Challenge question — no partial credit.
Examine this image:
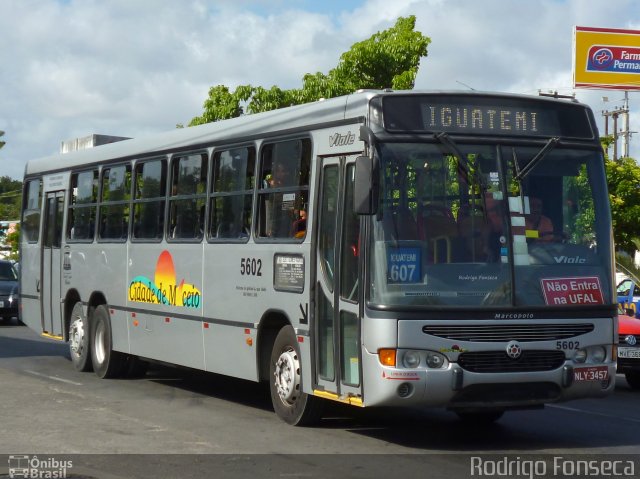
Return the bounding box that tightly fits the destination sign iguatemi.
[421,105,539,134]
[381,95,594,139]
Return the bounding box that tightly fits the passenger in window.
[291,209,307,238]
[265,159,294,237]
[268,161,290,188]
[526,197,554,241]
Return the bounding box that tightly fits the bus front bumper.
[360,350,616,410]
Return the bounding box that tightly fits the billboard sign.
[574,26,640,90]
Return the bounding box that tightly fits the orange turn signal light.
[378,348,397,367]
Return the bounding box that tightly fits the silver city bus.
[20,90,616,425]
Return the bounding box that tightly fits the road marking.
[548,403,640,423]
[24,369,82,386]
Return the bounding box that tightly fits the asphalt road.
[0,321,639,478]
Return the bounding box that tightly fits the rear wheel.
[90,305,125,379]
[69,302,92,372]
[625,371,640,390]
[269,325,324,426]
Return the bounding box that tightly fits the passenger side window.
[209,146,255,241]
[22,178,42,243]
[99,164,131,241]
[68,170,98,241]
[257,139,310,239]
[168,153,207,241]
[132,159,166,241]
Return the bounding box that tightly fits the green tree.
[0,130,5,150]
[606,154,640,253]
[0,176,22,221]
[599,135,640,252]
[189,16,430,125]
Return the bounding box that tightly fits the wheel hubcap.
[69,318,84,356]
[94,322,106,365]
[274,347,301,405]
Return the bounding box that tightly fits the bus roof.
[24,91,375,177]
[24,89,590,177]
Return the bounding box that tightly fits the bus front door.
[41,191,65,337]
[314,156,362,402]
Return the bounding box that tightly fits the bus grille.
[458,350,565,373]
[422,324,594,342]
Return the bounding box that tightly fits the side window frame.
[256,138,311,242]
[209,145,256,243]
[131,158,167,242]
[167,152,208,243]
[97,163,132,242]
[21,178,43,244]
[67,169,98,242]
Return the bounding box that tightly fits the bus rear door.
[41,190,65,337]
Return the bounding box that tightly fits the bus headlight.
[589,346,606,363]
[576,346,607,363]
[426,352,447,369]
[403,351,421,368]
[574,349,587,363]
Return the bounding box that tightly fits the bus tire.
[90,304,125,379]
[269,325,324,426]
[625,371,640,390]
[69,302,92,372]
[455,409,504,424]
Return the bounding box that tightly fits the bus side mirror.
[354,155,378,215]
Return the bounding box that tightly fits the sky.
[1,0,640,180]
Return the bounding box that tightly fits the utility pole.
[602,102,627,161]
[622,91,631,158]
[602,92,635,160]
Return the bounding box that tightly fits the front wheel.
[625,371,640,390]
[90,305,125,379]
[269,325,324,426]
[69,302,92,372]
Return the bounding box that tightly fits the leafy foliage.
[0,176,22,220]
[189,16,430,125]
[605,155,640,253]
[616,251,640,283]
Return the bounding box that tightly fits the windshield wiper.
[434,132,472,179]
[514,137,559,182]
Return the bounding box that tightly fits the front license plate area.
[573,365,609,382]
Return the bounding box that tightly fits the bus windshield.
[369,141,613,309]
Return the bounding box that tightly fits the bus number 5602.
[241,258,262,276]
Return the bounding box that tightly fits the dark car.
[0,260,19,323]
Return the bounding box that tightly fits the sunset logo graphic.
[128,250,202,308]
